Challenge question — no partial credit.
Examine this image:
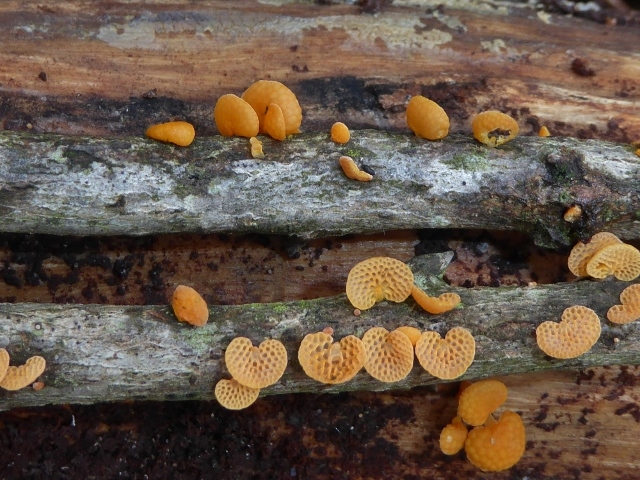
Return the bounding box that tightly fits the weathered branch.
[0,253,637,411]
[0,131,639,247]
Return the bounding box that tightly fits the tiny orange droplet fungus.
[538,125,551,137]
[406,95,450,141]
[145,121,195,147]
[214,94,260,138]
[171,285,209,327]
[440,416,468,455]
[471,111,519,147]
[331,122,351,143]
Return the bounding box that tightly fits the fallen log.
[1,252,637,411]
[1,131,639,247]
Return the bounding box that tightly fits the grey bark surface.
[0,253,637,411]
[1,131,639,247]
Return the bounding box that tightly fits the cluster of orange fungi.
[0,348,46,392]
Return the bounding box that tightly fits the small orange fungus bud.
[214,94,259,138]
[608,284,640,324]
[0,356,46,391]
[362,327,414,383]
[538,125,551,137]
[346,257,414,310]
[440,416,468,455]
[536,305,601,359]
[298,331,365,384]
[249,137,264,158]
[563,204,582,223]
[145,121,195,147]
[396,326,421,346]
[458,379,508,426]
[568,232,622,277]
[635,148,640,157]
[264,103,287,141]
[241,80,302,135]
[32,381,45,391]
[225,337,288,389]
[331,122,351,143]
[339,155,373,182]
[411,285,460,314]
[585,243,640,281]
[214,378,260,410]
[406,95,449,140]
[171,285,209,327]
[471,111,519,147]
[464,411,526,472]
[415,327,475,380]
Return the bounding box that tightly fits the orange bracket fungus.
[457,379,508,426]
[298,331,365,384]
[331,122,350,144]
[214,378,260,410]
[345,257,414,310]
[440,416,468,455]
[339,155,373,182]
[362,327,414,382]
[145,121,195,147]
[568,232,622,277]
[396,326,421,346]
[585,243,640,281]
[241,80,302,136]
[225,337,288,389]
[411,285,460,314]
[406,95,450,141]
[264,103,287,141]
[0,348,9,382]
[249,136,265,158]
[607,283,640,324]
[171,285,209,327]
[536,305,601,359]
[414,327,476,380]
[471,110,519,147]
[213,94,260,138]
[464,411,526,472]
[0,356,46,391]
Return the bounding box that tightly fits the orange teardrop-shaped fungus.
[406,95,450,141]
[471,111,519,147]
[331,122,351,143]
[214,94,260,138]
[264,103,287,141]
[145,121,195,147]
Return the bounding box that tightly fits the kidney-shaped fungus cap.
[567,232,622,277]
[0,356,46,391]
[214,378,260,410]
[471,111,519,147]
[411,285,460,314]
[298,331,365,384]
[241,80,302,135]
[346,257,414,310]
[331,122,351,144]
[396,326,421,346]
[415,327,476,380]
[440,416,468,455]
[225,337,288,388]
[608,283,640,324]
[145,121,195,147]
[171,285,209,327]
[0,348,9,383]
[457,379,508,426]
[536,305,601,359]
[362,327,414,382]
[585,243,640,281]
[406,95,450,141]
[264,103,287,141]
[464,410,526,472]
[214,94,260,138]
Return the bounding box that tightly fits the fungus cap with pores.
[440,416,468,455]
[471,111,519,147]
[214,94,260,138]
[414,327,476,380]
[411,285,460,314]
[298,331,365,384]
[225,337,288,389]
[536,305,601,359]
[567,232,623,277]
[585,243,640,281]
[362,327,414,383]
[0,356,46,391]
[406,95,450,141]
[608,283,640,324]
[145,121,195,147]
[241,80,302,135]
[214,378,260,410]
[345,257,414,310]
[457,379,508,426]
[171,285,209,327]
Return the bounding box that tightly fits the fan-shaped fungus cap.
[331,122,350,143]
[241,80,302,135]
[457,380,508,426]
[415,327,476,380]
[214,378,260,410]
[411,285,460,314]
[440,416,468,455]
[536,305,601,359]
[213,94,260,138]
[145,121,195,147]
[298,331,365,384]
[406,95,450,141]
[396,326,421,346]
[586,243,640,281]
[464,411,526,472]
[225,337,288,388]
[0,356,46,391]
[264,103,286,141]
[471,111,519,147]
[607,284,640,324]
[346,257,414,310]
[0,348,9,383]
[171,285,209,327]
[362,327,414,382]
[568,232,622,277]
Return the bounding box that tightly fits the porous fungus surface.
[607,283,640,324]
[331,122,350,144]
[145,121,195,147]
[213,94,259,138]
[298,331,365,384]
[225,337,288,389]
[264,103,286,141]
[171,285,209,327]
[214,378,260,410]
[457,379,508,427]
[362,327,414,383]
[585,243,640,281]
[405,95,450,141]
[241,80,302,135]
[439,416,468,455]
[536,305,601,359]
[411,285,460,314]
[0,356,46,391]
[396,326,421,346]
[464,411,526,472]
[339,155,373,182]
[414,327,476,380]
[0,348,9,383]
[345,257,414,310]
[471,110,519,147]
[567,232,622,277]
